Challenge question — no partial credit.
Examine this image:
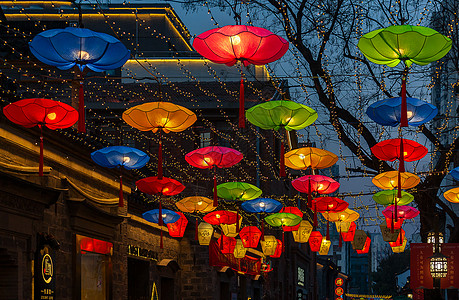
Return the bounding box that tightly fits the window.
[297,267,305,287]
[200,132,211,148]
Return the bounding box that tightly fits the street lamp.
[430,252,448,289]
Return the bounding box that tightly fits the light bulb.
[46,112,57,120]
[77,50,90,60]
[197,201,203,206]
[216,214,220,218]
[299,154,305,159]
[123,156,131,163]
[406,110,413,119]
[230,35,241,45]
[259,202,265,207]
[162,214,167,218]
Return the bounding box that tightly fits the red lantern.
[341,222,357,242]
[204,210,239,226]
[270,239,283,258]
[3,98,78,176]
[167,212,188,238]
[355,237,371,254]
[385,217,404,230]
[217,234,237,254]
[389,228,406,247]
[239,226,261,248]
[371,138,428,172]
[309,231,323,252]
[280,207,303,232]
[193,25,289,128]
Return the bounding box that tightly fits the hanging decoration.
[203,210,239,226]
[308,231,323,252]
[279,207,303,232]
[261,235,278,256]
[241,198,283,213]
[193,25,289,127]
[284,147,338,170]
[175,196,216,240]
[312,197,349,239]
[217,234,237,254]
[264,212,302,251]
[373,190,414,206]
[322,208,359,247]
[143,209,180,249]
[91,146,149,207]
[379,221,401,242]
[389,228,406,247]
[372,171,420,190]
[3,98,78,176]
[292,220,313,243]
[443,187,459,203]
[382,205,420,221]
[220,217,242,237]
[123,102,197,179]
[233,239,247,258]
[352,230,368,251]
[341,222,357,242]
[239,226,262,248]
[292,175,340,209]
[319,239,331,255]
[217,182,262,201]
[246,100,318,176]
[197,222,214,245]
[371,138,428,164]
[29,27,130,132]
[355,237,371,254]
[391,238,408,253]
[185,146,243,206]
[167,212,188,238]
[270,239,283,258]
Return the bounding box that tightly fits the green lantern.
[358,25,452,68]
[372,190,414,206]
[216,182,262,201]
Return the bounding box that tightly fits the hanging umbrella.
[450,167,459,181]
[136,176,185,249]
[372,171,420,190]
[185,146,243,206]
[175,196,216,241]
[29,27,130,132]
[373,190,414,206]
[379,221,401,242]
[371,138,428,172]
[284,147,338,170]
[366,97,438,127]
[444,187,459,203]
[143,208,180,248]
[203,210,239,226]
[322,208,359,247]
[193,25,289,127]
[382,205,419,231]
[292,175,340,208]
[166,212,188,238]
[241,198,283,213]
[264,212,302,251]
[389,228,406,247]
[123,102,197,180]
[3,98,78,176]
[279,207,303,232]
[217,182,262,201]
[312,197,348,240]
[246,100,318,176]
[91,146,149,207]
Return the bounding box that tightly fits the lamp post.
[429,212,448,290]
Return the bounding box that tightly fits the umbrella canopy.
[372,171,420,190]
[203,210,239,225]
[292,175,340,194]
[136,177,185,196]
[373,190,414,206]
[241,198,283,213]
[358,25,451,68]
[322,208,359,223]
[216,182,262,201]
[264,213,302,227]
[185,146,243,169]
[371,138,428,162]
[245,100,317,131]
[366,97,438,127]
[279,207,303,231]
[3,98,78,176]
[382,205,419,220]
[175,196,216,213]
[444,187,459,203]
[285,147,338,170]
[450,167,459,181]
[312,197,349,213]
[143,209,180,224]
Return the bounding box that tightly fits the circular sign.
[335,287,344,296]
[41,253,53,284]
[335,277,343,286]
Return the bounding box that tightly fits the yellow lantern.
[372,171,420,190]
[233,239,247,258]
[351,230,368,250]
[292,220,313,243]
[336,221,351,233]
[391,237,408,253]
[284,147,338,170]
[443,187,459,203]
[261,235,278,256]
[319,239,331,255]
[198,222,214,245]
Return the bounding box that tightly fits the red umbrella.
[312,197,349,240]
[185,146,243,206]
[371,138,428,172]
[193,25,289,127]
[3,98,78,176]
[279,207,303,232]
[292,175,340,209]
[203,210,239,226]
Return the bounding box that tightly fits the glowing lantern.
[312,197,349,239]
[143,209,180,249]
[292,221,313,243]
[322,208,359,247]
[379,221,401,242]
[175,196,216,241]
[217,182,262,201]
[443,187,459,203]
[220,216,242,237]
[392,238,408,253]
[193,25,289,127]
[239,226,262,248]
[198,222,214,245]
[389,229,406,247]
[341,222,356,242]
[3,98,78,176]
[217,235,237,254]
[233,239,247,258]
[285,147,338,170]
[373,190,414,206]
[280,207,303,232]
[185,146,243,206]
[123,102,197,179]
[270,239,283,258]
[167,212,188,238]
[246,100,318,176]
[91,146,149,207]
[366,97,438,127]
[265,212,302,250]
[261,235,278,256]
[292,175,340,208]
[309,231,323,252]
[372,171,420,190]
[355,237,371,254]
[203,210,239,226]
[352,230,368,250]
[319,239,331,255]
[382,205,419,222]
[29,27,130,132]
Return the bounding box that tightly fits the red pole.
[239,76,245,128]
[39,125,44,177]
[400,77,408,127]
[195,218,199,241]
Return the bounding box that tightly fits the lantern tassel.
[39,125,44,177]
[280,140,286,177]
[78,80,86,133]
[213,168,218,207]
[313,202,317,228]
[157,139,163,180]
[326,220,330,241]
[239,76,245,128]
[400,77,408,127]
[195,218,198,241]
[399,137,405,172]
[119,173,124,207]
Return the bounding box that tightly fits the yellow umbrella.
[176,196,216,241]
[372,171,420,190]
[284,147,338,170]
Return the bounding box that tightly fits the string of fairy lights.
[0,0,458,235]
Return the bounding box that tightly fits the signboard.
[35,245,55,300]
[411,243,459,290]
[335,287,344,296]
[335,277,344,287]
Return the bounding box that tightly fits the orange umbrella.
[284,147,338,170]
[176,196,216,241]
[372,171,420,190]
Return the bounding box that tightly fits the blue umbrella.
[241,198,283,213]
[450,167,459,181]
[91,146,149,207]
[29,27,130,133]
[366,97,437,127]
[143,209,181,249]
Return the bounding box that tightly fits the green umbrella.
[358,25,452,68]
[373,190,414,206]
[216,182,262,201]
[264,212,302,252]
